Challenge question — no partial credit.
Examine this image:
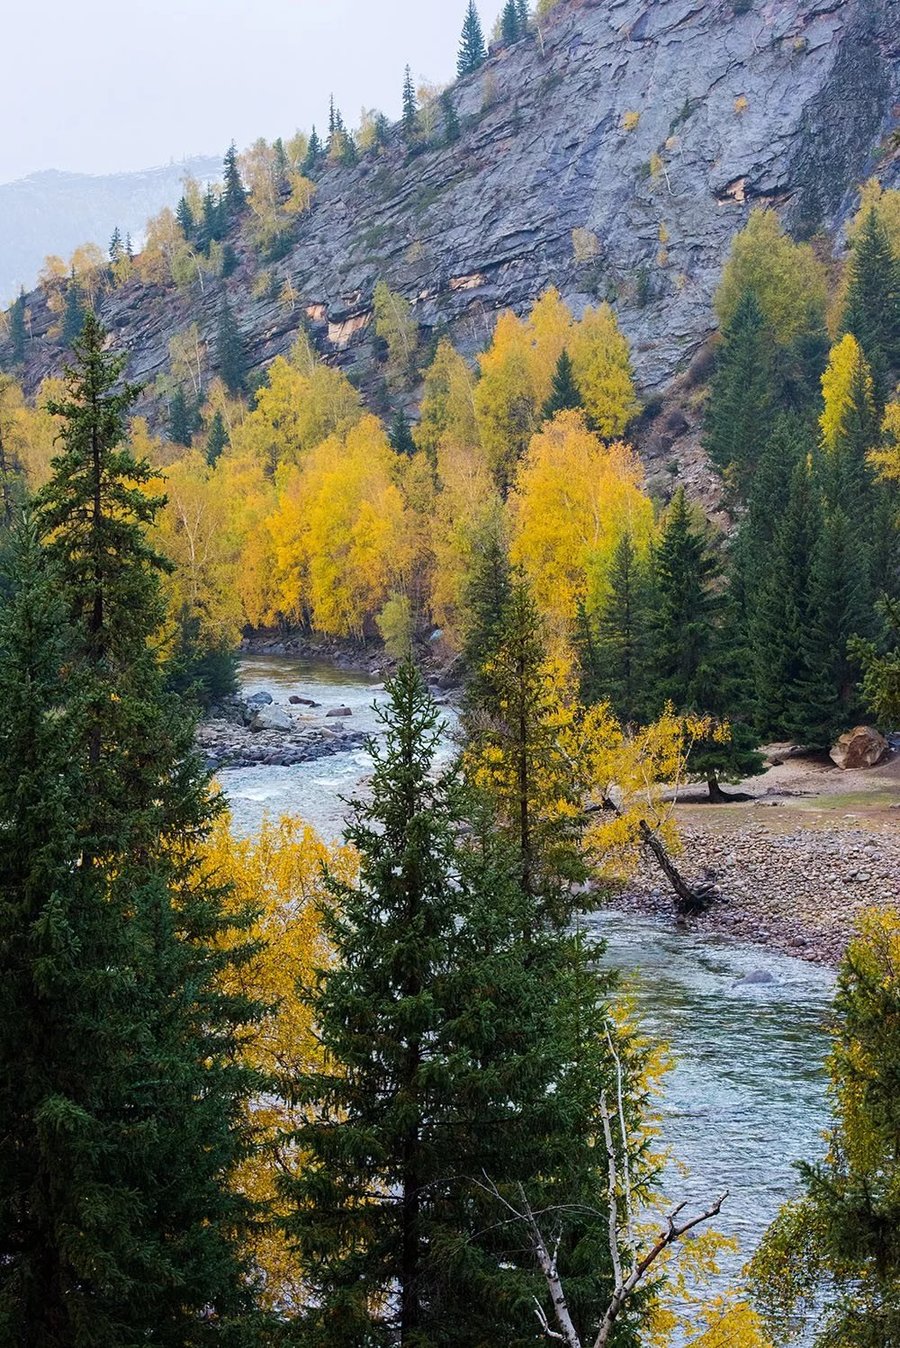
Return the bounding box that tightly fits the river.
[221,656,834,1296]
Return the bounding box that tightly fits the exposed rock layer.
[4,0,899,433]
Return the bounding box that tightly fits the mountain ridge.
[2,0,898,472]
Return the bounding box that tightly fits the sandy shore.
[613,748,900,967]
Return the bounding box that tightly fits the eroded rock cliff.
[4,0,899,464]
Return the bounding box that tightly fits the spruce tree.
[175,194,194,239]
[842,207,900,404]
[705,288,773,489]
[222,140,247,216]
[541,349,583,422]
[462,530,512,709]
[8,290,26,365]
[648,487,719,713]
[389,407,417,456]
[751,456,822,738]
[0,320,264,1341]
[108,225,123,264]
[441,89,461,144]
[217,297,247,396]
[61,274,85,347]
[590,532,651,724]
[501,0,521,42]
[788,505,869,748]
[302,125,322,175]
[206,407,229,465]
[402,64,418,142]
[457,0,487,76]
[516,0,530,28]
[285,661,641,1346]
[168,385,194,446]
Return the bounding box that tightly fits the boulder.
[829,726,889,771]
[737,970,776,986]
[250,705,293,733]
[289,695,320,707]
[245,690,274,706]
[326,706,353,718]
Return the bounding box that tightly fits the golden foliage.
[231,350,362,472]
[622,110,641,131]
[820,333,875,454]
[849,179,900,259]
[205,814,356,1312]
[871,397,900,484]
[568,302,639,437]
[715,209,828,348]
[267,416,414,636]
[509,410,654,628]
[415,338,480,458]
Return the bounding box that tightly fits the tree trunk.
[637,820,709,915]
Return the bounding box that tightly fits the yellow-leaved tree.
[568,302,640,437]
[204,814,356,1312]
[715,208,828,349]
[509,410,655,630]
[267,415,414,635]
[414,338,481,459]
[819,332,877,454]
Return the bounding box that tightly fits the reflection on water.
[221,657,834,1300]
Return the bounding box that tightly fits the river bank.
[615,751,900,967]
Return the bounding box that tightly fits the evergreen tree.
[736,412,812,593]
[648,487,719,713]
[751,456,823,738]
[389,407,417,456]
[60,274,85,347]
[462,530,512,709]
[206,407,229,466]
[501,0,522,42]
[175,194,195,239]
[584,533,651,724]
[302,125,322,175]
[285,661,642,1346]
[541,349,583,421]
[457,0,487,76]
[108,225,123,264]
[222,140,247,216]
[8,290,26,365]
[441,89,461,144]
[124,232,134,259]
[705,288,774,489]
[168,385,194,446]
[842,207,900,403]
[272,136,289,189]
[0,321,264,1341]
[788,505,869,749]
[217,297,247,396]
[516,0,530,27]
[402,64,418,142]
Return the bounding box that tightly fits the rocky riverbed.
[198,690,369,770]
[615,805,900,968]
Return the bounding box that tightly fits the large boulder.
[829,725,889,770]
[251,704,293,733]
[245,690,274,706]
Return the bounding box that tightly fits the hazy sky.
[0,0,508,184]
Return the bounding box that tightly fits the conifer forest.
[0,1,899,1344]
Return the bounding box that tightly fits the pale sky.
[0,0,508,184]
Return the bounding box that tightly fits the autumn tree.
[509,410,654,632]
[751,910,900,1347]
[458,0,487,75]
[568,303,639,438]
[373,280,419,386]
[0,319,265,1340]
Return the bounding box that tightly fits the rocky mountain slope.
[0,157,221,304]
[3,0,899,493]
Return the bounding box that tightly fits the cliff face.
[4,0,899,424]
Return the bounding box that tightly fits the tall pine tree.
[842,206,900,404]
[222,140,247,216]
[402,64,418,142]
[541,349,583,422]
[705,288,774,490]
[0,319,265,1341]
[457,0,487,76]
[217,297,247,395]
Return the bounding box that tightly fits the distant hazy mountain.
[0,157,221,302]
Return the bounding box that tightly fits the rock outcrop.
[4,0,899,431]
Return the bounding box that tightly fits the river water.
[221,656,835,1292]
